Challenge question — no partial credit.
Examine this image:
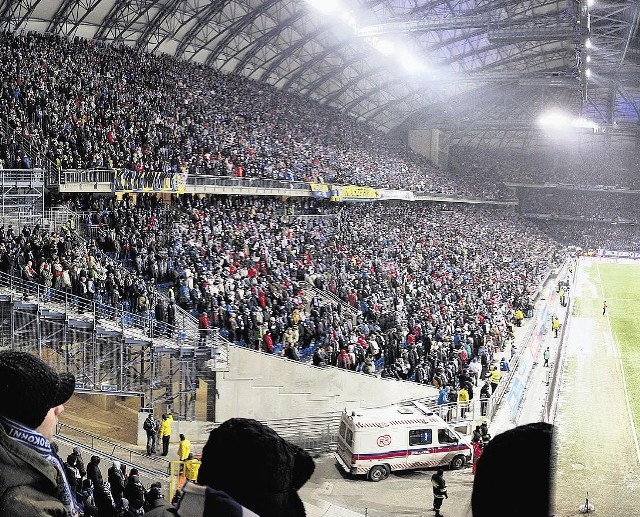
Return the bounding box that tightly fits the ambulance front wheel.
[450,455,466,470]
[368,465,389,482]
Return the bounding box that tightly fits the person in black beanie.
[0,350,78,517]
[175,417,315,517]
[471,422,555,517]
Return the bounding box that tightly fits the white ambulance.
[335,401,471,481]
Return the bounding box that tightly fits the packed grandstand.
[0,23,638,517]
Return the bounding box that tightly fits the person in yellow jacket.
[159,413,173,456]
[183,453,201,483]
[177,433,191,461]
[514,308,524,327]
[490,366,501,393]
[457,386,470,419]
[551,316,560,338]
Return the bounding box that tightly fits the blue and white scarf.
[0,415,80,517]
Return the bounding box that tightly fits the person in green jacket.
[0,350,78,517]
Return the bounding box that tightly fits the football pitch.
[553,260,640,516]
[598,262,640,441]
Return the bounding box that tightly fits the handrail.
[0,270,199,346]
[298,280,360,322]
[56,421,171,470]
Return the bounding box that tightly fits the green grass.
[598,263,640,438]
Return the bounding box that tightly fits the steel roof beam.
[204,0,281,67]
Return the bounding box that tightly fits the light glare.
[399,53,425,73]
[585,38,592,48]
[307,0,339,14]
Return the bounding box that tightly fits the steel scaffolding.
[0,272,229,420]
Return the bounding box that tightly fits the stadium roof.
[6,0,640,148]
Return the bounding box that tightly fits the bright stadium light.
[371,38,396,56]
[586,54,591,63]
[573,117,599,131]
[307,0,339,14]
[587,0,594,7]
[585,68,592,78]
[585,38,592,49]
[399,52,425,73]
[538,110,571,129]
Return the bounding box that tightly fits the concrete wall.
[136,347,437,445]
[408,129,438,166]
[215,346,436,422]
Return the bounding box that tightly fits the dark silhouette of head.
[472,422,554,517]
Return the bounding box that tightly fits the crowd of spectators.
[450,143,640,189]
[532,220,640,252]
[66,193,563,392]
[60,448,173,516]
[0,30,510,198]
[518,187,640,222]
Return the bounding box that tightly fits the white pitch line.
[596,261,640,466]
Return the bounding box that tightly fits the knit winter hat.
[198,418,315,517]
[0,350,75,428]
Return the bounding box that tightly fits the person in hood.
[108,460,126,503]
[175,418,315,517]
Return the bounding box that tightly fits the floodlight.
[399,53,425,73]
[307,0,339,14]
[586,55,591,63]
[585,38,592,49]
[538,110,571,129]
[374,39,396,56]
[585,68,591,78]
[587,0,594,7]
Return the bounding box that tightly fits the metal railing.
[298,280,360,324]
[56,421,170,471]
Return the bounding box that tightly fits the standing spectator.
[178,434,192,461]
[603,300,607,316]
[458,385,470,419]
[123,470,146,514]
[69,447,87,481]
[514,308,524,327]
[472,423,553,517]
[190,418,314,517]
[499,357,510,372]
[468,357,481,386]
[543,347,550,367]
[431,468,448,517]
[159,413,173,457]
[312,346,327,367]
[143,412,158,455]
[87,456,104,490]
[63,454,83,504]
[552,316,560,338]
[489,366,501,393]
[336,348,352,370]
[108,460,126,504]
[144,483,172,516]
[480,380,491,416]
[472,440,484,475]
[198,311,210,346]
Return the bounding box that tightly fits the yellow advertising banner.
[338,185,380,200]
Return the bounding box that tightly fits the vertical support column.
[148,348,155,412]
[36,306,42,358]
[119,338,125,394]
